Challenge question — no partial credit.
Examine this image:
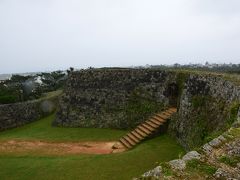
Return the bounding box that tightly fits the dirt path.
[0,140,123,155]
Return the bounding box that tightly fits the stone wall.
[0,94,59,131]
[54,68,178,129]
[54,68,240,149]
[168,74,240,149]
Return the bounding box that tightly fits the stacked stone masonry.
[54,68,240,149]
[54,69,178,129]
[0,95,59,131]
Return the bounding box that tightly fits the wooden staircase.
[112,107,177,152]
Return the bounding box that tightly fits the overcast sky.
[0,0,240,73]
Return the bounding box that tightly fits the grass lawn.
[0,114,127,142]
[0,114,185,180]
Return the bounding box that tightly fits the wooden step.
[162,110,171,115]
[114,107,177,150]
[123,136,136,146]
[167,108,176,113]
[135,128,148,137]
[145,120,159,128]
[137,126,152,135]
[169,108,177,112]
[152,116,166,123]
[119,138,132,149]
[131,131,144,140]
[149,118,163,126]
[163,111,172,116]
[142,123,155,131]
[127,133,140,143]
[155,114,168,120]
[166,109,175,114]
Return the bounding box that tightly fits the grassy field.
[0,114,185,180]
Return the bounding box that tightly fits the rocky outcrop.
[0,93,60,131]
[54,69,178,129]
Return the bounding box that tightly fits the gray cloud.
[0,0,240,73]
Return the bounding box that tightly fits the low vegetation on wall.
[168,73,240,150]
[0,90,61,131]
[104,87,164,129]
[54,68,239,150]
[54,69,178,129]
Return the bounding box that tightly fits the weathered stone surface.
[54,69,178,129]
[54,68,240,149]
[168,74,240,150]
[226,139,240,156]
[0,95,59,131]
[218,135,227,142]
[169,159,186,171]
[141,166,162,179]
[203,143,213,154]
[209,137,223,148]
[237,163,240,169]
[182,151,201,161]
[214,168,232,179]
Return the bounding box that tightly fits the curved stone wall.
[168,74,240,149]
[0,94,59,131]
[54,68,240,149]
[54,68,178,129]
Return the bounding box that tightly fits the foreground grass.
[0,114,184,180]
[0,114,127,142]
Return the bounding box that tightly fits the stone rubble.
[182,151,201,161]
[209,136,224,148]
[137,126,240,180]
[203,143,213,154]
[169,159,186,171]
[142,166,162,178]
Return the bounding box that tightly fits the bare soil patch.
[0,140,124,155]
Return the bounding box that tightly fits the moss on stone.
[218,155,240,167]
[176,72,188,107]
[125,87,164,128]
[160,162,174,176]
[192,95,208,108]
[203,130,224,144]
[227,102,240,126]
[228,127,240,137]
[182,94,238,149]
[186,159,217,176]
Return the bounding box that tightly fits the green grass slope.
[0,114,184,180]
[0,114,126,142]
